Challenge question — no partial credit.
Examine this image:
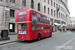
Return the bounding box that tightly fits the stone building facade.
[0,0,70,34]
[70,17,75,28]
[42,0,70,31]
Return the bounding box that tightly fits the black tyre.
[49,32,52,37]
[37,34,41,41]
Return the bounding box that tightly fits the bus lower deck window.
[41,26,44,29]
[45,26,47,29]
[19,23,27,29]
[47,27,50,29]
[37,25,41,29]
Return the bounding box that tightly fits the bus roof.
[18,8,50,18]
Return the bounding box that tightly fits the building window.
[10,0,15,3]
[10,9,15,17]
[61,6,62,11]
[54,10,55,16]
[0,0,2,1]
[57,12,58,18]
[56,4,58,8]
[48,8,49,14]
[44,6,46,13]
[51,9,53,16]
[31,0,34,9]
[22,0,26,6]
[59,13,60,18]
[59,5,60,9]
[38,3,40,11]
[51,0,52,6]
[61,13,62,18]
[62,14,63,19]
[44,0,46,2]
[57,13,58,18]
[54,2,55,7]
[48,0,49,4]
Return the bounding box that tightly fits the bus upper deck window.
[44,16,46,19]
[37,13,40,17]
[32,11,36,16]
[41,15,43,18]
[47,17,48,20]
[18,11,27,15]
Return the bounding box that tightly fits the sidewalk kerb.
[0,40,17,45]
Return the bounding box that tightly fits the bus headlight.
[21,36,24,38]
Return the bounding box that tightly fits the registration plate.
[19,31,26,34]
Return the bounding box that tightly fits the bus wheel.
[37,33,41,41]
[49,32,52,37]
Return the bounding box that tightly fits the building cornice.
[0,3,22,10]
[61,0,70,14]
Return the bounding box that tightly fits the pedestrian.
[59,27,62,32]
[63,28,65,32]
[63,26,65,32]
[60,29,61,32]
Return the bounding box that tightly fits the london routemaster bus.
[15,8,52,41]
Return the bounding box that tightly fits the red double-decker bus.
[15,8,52,41]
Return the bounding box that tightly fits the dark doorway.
[9,23,15,32]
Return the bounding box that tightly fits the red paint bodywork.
[15,8,52,41]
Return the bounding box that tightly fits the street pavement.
[0,31,75,50]
[0,35,17,45]
[0,31,61,45]
[56,31,75,50]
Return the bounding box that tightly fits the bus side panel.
[27,23,32,40]
[31,30,47,40]
[31,30,38,40]
[36,24,46,38]
[46,25,51,37]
